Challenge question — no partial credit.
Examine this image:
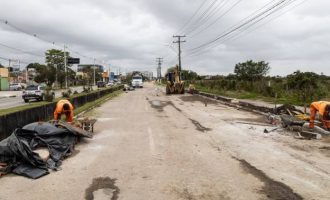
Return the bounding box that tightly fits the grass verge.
[195,85,303,106]
[74,90,122,115]
[0,86,122,116]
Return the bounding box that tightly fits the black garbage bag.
[0,122,77,179]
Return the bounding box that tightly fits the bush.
[44,86,54,102]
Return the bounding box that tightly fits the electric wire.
[177,0,210,34]
[187,0,289,54]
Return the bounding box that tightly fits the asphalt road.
[0,82,329,199]
[0,86,88,109]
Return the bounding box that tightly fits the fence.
[0,85,123,140]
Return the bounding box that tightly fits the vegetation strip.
[75,90,122,115]
[0,86,120,116]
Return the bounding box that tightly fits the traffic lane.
[0,96,25,108]
[0,86,90,109]
[0,83,266,200]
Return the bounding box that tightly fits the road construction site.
[0,82,330,200]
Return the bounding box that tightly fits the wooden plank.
[57,121,93,138]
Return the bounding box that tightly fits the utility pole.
[156,57,163,81]
[173,35,186,71]
[64,45,68,89]
[93,58,96,86]
[54,64,58,89]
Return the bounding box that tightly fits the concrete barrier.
[0,85,123,140]
[196,91,275,115]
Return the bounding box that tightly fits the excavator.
[165,65,185,95]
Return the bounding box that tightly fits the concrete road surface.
[1,82,330,200]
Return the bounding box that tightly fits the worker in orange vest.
[309,101,330,130]
[54,99,74,123]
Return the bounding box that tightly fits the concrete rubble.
[0,119,96,179]
[195,90,330,140]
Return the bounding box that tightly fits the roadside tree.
[234,60,270,83]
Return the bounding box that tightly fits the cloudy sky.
[0,0,329,76]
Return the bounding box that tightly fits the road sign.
[67,58,80,64]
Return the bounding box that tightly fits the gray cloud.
[0,0,329,76]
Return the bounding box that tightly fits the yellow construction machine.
[165,65,185,95]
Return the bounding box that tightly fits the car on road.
[107,81,114,87]
[97,81,106,88]
[22,85,55,103]
[9,83,22,91]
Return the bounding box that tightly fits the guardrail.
[0,85,123,140]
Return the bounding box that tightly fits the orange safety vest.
[309,101,330,129]
[54,99,74,122]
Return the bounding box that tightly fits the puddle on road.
[189,118,212,132]
[180,95,218,105]
[149,100,182,112]
[85,177,120,200]
[234,157,303,200]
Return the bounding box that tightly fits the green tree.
[287,71,321,103]
[31,63,55,86]
[234,60,270,82]
[45,49,75,88]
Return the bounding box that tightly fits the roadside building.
[0,68,9,91]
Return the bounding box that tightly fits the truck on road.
[131,75,143,88]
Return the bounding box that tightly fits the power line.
[190,0,243,38]
[183,0,219,35]
[0,55,31,65]
[177,0,210,34]
[0,19,100,63]
[0,42,44,58]
[187,0,289,54]
[185,0,303,58]
[227,0,307,42]
[185,0,229,36]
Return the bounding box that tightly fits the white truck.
[131,75,143,88]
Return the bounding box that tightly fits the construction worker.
[54,99,74,123]
[309,101,330,130]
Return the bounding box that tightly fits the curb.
[0,95,17,99]
[192,90,274,116]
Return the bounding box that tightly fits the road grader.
[165,65,185,95]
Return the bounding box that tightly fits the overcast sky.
[0,0,329,76]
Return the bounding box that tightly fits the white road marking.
[145,101,149,111]
[148,127,155,155]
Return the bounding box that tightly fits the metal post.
[93,58,96,86]
[173,35,186,71]
[64,45,67,89]
[54,64,58,88]
[25,67,28,85]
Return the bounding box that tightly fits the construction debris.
[300,131,322,140]
[0,121,93,179]
[77,118,97,133]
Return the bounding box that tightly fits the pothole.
[85,177,120,200]
[189,118,212,132]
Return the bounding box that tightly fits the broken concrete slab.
[33,148,50,162]
[300,131,322,140]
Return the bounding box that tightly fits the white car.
[9,83,22,91]
[22,85,55,103]
[131,76,143,88]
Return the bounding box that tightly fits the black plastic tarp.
[0,122,77,179]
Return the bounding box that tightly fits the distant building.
[141,71,153,80]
